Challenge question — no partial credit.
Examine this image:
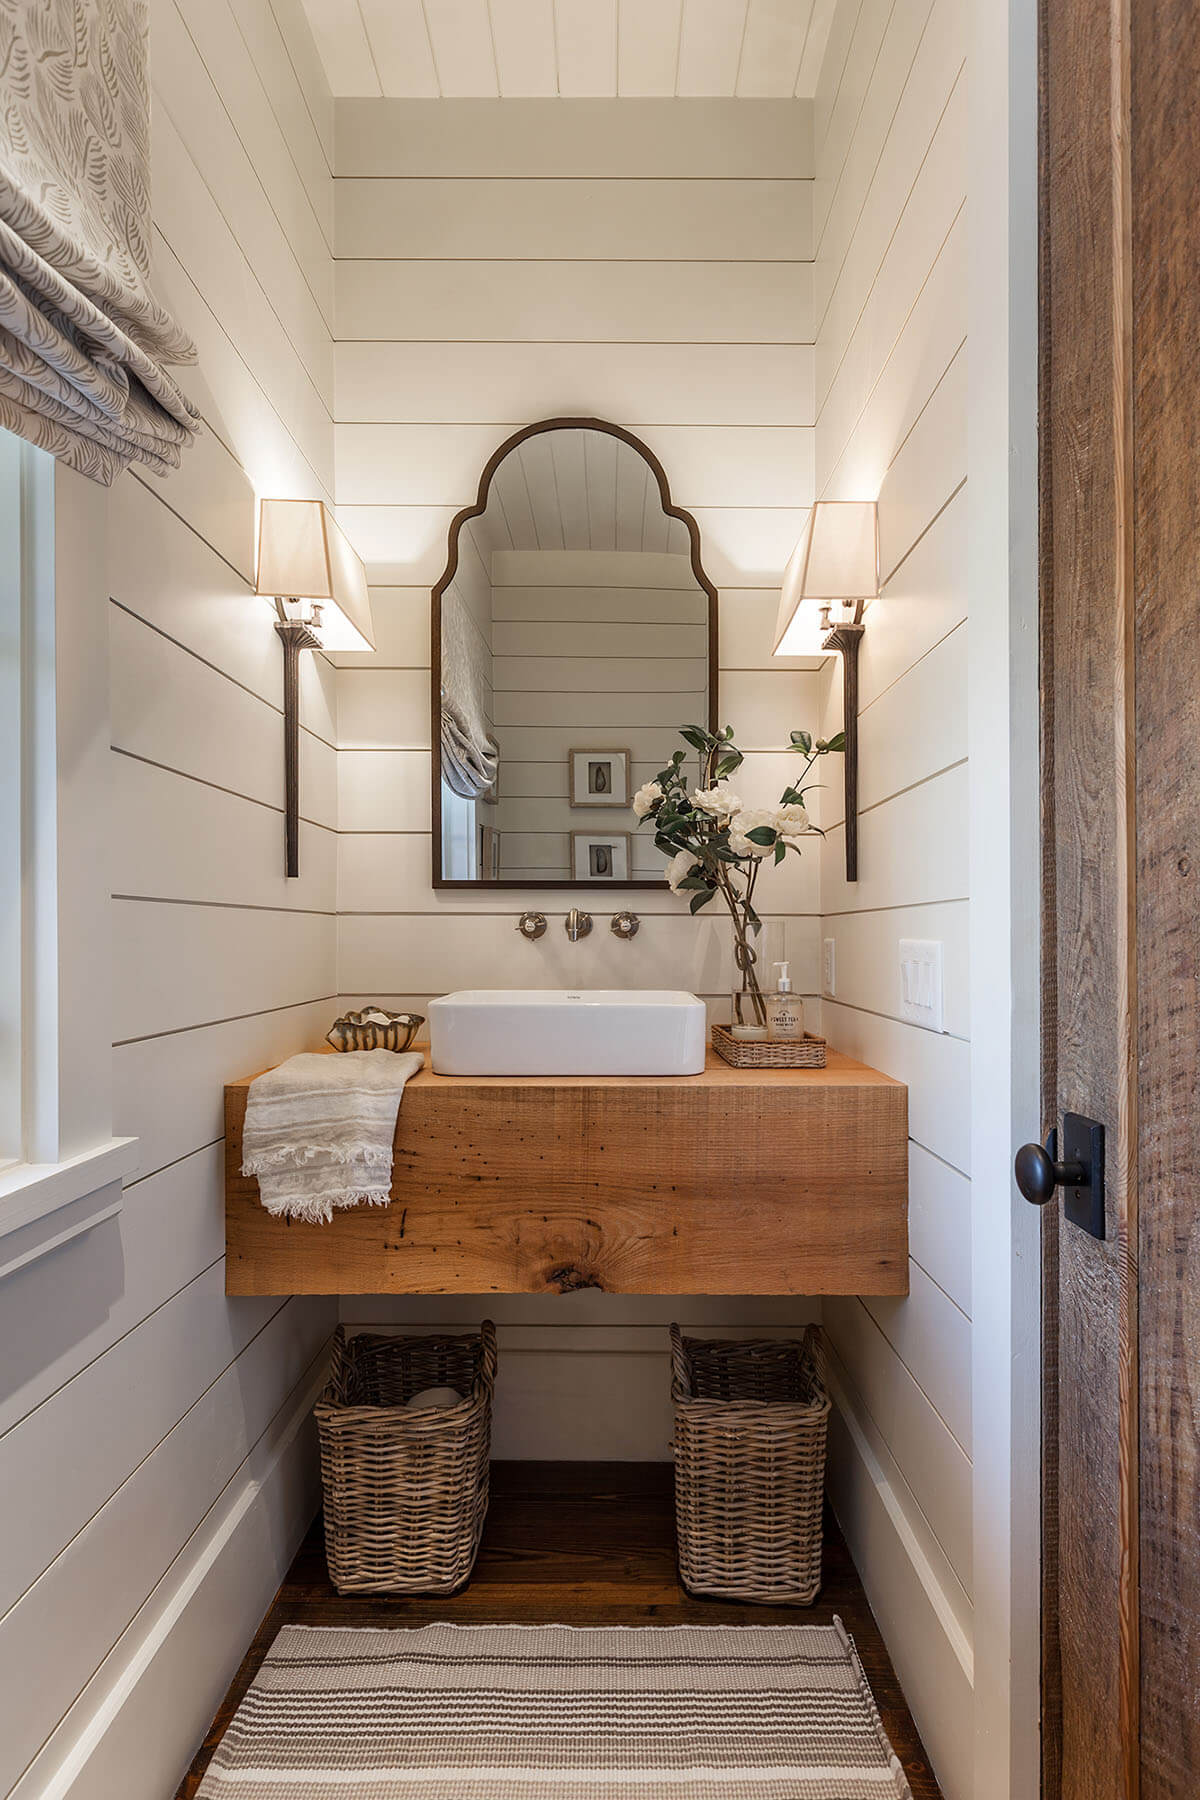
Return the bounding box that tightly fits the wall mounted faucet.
[610,911,640,940]
[565,908,593,942]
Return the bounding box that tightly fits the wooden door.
[1040,0,1200,1794]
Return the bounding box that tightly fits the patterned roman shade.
[0,0,198,484]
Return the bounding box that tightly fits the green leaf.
[774,841,786,865]
[672,749,686,764]
[820,731,846,753]
[689,887,717,914]
[789,729,813,752]
[679,726,710,752]
[746,825,777,846]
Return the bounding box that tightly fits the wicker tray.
[710,1024,827,1069]
[315,1322,496,1595]
[670,1324,831,1605]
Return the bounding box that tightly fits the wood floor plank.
[177,1460,941,1800]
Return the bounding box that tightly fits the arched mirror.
[432,418,718,888]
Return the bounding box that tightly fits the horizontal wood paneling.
[337,259,812,344]
[0,1310,327,1797]
[334,97,815,178]
[336,177,812,261]
[811,10,971,1762]
[113,900,336,1045]
[825,1296,973,1589]
[337,342,814,428]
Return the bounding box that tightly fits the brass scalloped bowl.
[326,1007,425,1053]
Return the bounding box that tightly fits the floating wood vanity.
[225,1052,908,1297]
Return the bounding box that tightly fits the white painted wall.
[805,3,1043,1800]
[0,5,338,1796]
[332,96,826,1457]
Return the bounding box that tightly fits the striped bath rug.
[196,1620,913,1799]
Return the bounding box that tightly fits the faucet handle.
[610,910,640,940]
[516,911,547,941]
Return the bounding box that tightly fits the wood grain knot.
[546,1265,605,1294]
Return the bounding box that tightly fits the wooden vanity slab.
[225,1051,908,1297]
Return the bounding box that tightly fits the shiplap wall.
[333,97,826,1452]
[810,4,971,1796]
[0,6,339,1797]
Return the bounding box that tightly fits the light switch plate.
[899,939,944,1032]
[822,937,836,998]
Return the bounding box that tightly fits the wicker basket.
[710,1025,827,1069]
[315,1322,497,1595]
[670,1323,831,1605]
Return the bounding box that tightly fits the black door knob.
[1014,1131,1087,1206]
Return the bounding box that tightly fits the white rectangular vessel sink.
[428,989,707,1077]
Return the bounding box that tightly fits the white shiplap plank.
[112,901,336,1044]
[823,898,969,1040]
[860,481,966,708]
[822,1000,970,1177]
[335,422,813,510]
[857,622,967,813]
[617,0,683,96]
[336,257,813,345]
[110,752,337,914]
[825,1296,973,1589]
[863,1261,971,1452]
[338,667,430,749]
[736,0,814,98]
[820,762,968,910]
[113,1000,335,1183]
[554,0,618,96]
[676,0,750,96]
[0,1311,326,1798]
[337,750,432,832]
[234,0,333,240]
[335,176,812,262]
[0,1266,280,1619]
[908,1141,971,1318]
[490,0,558,96]
[296,0,380,92]
[0,1148,226,1438]
[356,0,439,96]
[423,0,499,96]
[877,344,965,582]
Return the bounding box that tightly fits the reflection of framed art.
[571,831,630,881]
[569,748,631,808]
[479,825,500,881]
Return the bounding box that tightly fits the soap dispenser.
[766,962,804,1042]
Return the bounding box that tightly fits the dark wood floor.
[179,1461,941,1799]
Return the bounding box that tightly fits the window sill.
[0,1137,139,1279]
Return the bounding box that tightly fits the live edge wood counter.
[225,1051,908,1297]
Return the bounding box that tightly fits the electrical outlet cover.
[898,939,944,1032]
[822,937,836,998]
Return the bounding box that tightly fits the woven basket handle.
[478,1319,498,1399]
[801,1322,826,1390]
[327,1324,350,1401]
[669,1322,690,1398]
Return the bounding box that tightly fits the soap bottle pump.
[766,962,804,1042]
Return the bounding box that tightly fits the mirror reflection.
[436,423,714,886]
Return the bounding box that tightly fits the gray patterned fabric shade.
[0,0,199,484]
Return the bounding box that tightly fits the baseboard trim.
[825,1357,975,1800]
[14,1346,330,1800]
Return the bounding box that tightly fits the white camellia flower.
[690,783,742,819]
[728,807,781,858]
[666,848,703,892]
[775,802,811,841]
[632,780,662,820]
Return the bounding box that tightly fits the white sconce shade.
[773,500,879,656]
[255,498,376,653]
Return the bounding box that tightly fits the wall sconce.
[773,500,879,882]
[255,499,375,877]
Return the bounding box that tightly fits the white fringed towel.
[240,1050,423,1225]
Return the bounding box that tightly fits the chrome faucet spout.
[565,907,593,942]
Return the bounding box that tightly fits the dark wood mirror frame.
[431,416,720,891]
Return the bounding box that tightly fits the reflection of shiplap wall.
[0,6,338,1797]
[489,551,707,880]
[332,97,825,1452]
[810,4,970,1795]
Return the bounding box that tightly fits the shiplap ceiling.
[301,0,836,99]
[469,430,694,555]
